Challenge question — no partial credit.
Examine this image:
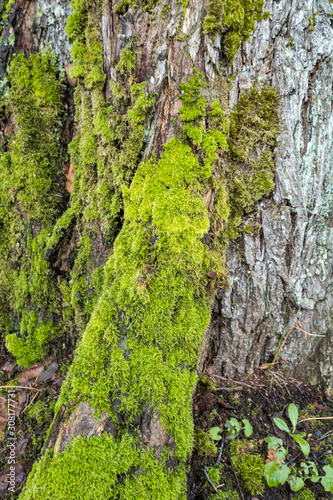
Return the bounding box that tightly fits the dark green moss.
[230,439,265,496]
[194,429,218,457]
[114,0,158,16]
[225,83,280,240]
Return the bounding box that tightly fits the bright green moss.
[0,50,65,223]
[20,135,216,499]
[116,45,136,76]
[209,490,240,500]
[204,0,270,63]
[230,439,265,496]
[0,50,66,366]
[294,488,316,500]
[20,433,186,500]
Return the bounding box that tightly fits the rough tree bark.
[0,0,332,498]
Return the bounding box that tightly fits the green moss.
[204,0,270,63]
[225,83,280,240]
[0,50,65,223]
[116,45,136,76]
[57,0,155,341]
[21,434,186,500]
[294,488,316,500]
[206,464,224,487]
[114,0,158,15]
[209,490,240,500]
[0,50,66,366]
[229,439,265,496]
[194,429,218,457]
[5,230,64,367]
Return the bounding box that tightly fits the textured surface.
[207,0,333,392]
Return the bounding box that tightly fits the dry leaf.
[19,364,44,385]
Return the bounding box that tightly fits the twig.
[298,416,333,423]
[215,439,225,466]
[214,387,243,391]
[203,467,218,493]
[20,391,39,415]
[227,449,244,500]
[0,386,41,391]
[294,326,326,337]
[314,451,330,463]
[213,375,264,389]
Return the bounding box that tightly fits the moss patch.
[0,50,66,366]
[19,70,280,499]
[230,439,265,496]
[204,0,270,63]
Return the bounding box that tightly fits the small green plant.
[264,425,333,493]
[224,417,253,441]
[274,403,310,456]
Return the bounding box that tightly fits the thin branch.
[298,416,333,424]
[203,468,218,493]
[213,375,264,389]
[294,326,325,337]
[0,386,41,391]
[215,439,225,467]
[20,391,39,415]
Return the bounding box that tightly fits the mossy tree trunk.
[0,0,332,497]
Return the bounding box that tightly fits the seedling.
[274,403,310,456]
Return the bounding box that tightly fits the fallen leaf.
[6,436,29,459]
[0,397,21,432]
[207,271,216,279]
[18,393,28,406]
[19,364,44,385]
[0,462,25,492]
[266,448,281,465]
[1,362,13,372]
[37,362,58,384]
[313,402,327,411]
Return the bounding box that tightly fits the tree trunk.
[0,0,332,498]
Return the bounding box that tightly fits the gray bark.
[206,0,333,393]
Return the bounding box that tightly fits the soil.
[187,369,333,500]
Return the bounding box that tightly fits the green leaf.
[264,461,290,487]
[209,426,222,441]
[274,417,290,433]
[288,403,299,433]
[225,418,242,441]
[264,436,288,461]
[264,436,284,450]
[321,465,333,493]
[225,418,242,431]
[300,461,319,482]
[291,434,310,457]
[287,475,304,492]
[242,419,253,437]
